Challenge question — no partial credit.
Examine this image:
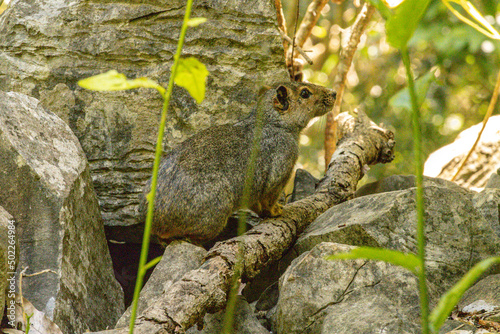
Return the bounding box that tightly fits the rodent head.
[269,82,336,132]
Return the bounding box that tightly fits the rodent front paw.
[267,202,283,217]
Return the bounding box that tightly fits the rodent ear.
[257,85,272,97]
[273,85,289,113]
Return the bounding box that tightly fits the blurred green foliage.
[284,0,500,183]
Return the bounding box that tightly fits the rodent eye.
[300,88,312,99]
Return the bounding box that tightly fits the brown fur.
[138,81,336,244]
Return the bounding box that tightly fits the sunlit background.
[1,0,498,184]
[280,0,500,184]
[0,0,8,14]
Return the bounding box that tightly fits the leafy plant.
[327,0,500,333]
[77,1,208,332]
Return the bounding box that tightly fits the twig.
[21,269,58,277]
[291,0,300,80]
[286,0,336,80]
[279,31,313,65]
[274,0,289,53]
[324,2,375,168]
[451,68,500,181]
[295,0,331,49]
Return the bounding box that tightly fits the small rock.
[458,274,500,312]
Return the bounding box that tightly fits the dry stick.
[295,0,331,49]
[94,111,395,334]
[291,0,300,80]
[451,68,500,181]
[275,0,289,53]
[286,0,332,79]
[324,2,375,169]
[280,31,313,65]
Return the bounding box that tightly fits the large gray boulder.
[0,91,124,333]
[268,181,500,333]
[294,185,500,289]
[275,243,422,334]
[0,0,289,234]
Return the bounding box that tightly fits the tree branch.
[324,2,375,168]
[274,0,290,57]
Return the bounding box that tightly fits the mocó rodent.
[138,81,336,244]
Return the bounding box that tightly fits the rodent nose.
[331,91,337,100]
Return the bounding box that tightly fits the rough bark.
[91,111,395,334]
[324,3,375,168]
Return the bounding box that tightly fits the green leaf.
[389,70,435,111]
[326,247,422,275]
[386,0,432,49]
[366,0,392,20]
[187,17,207,27]
[429,257,500,333]
[143,256,163,271]
[174,57,209,104]
[78,70,166,96]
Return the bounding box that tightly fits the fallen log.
[93,110,395,334]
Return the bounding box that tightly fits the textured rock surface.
[485,168,500,189]
[293,185,500,293]
[0,0,288,231]
[116,241,207,328]
[0,92,124,333]
[186,296,270,334]
[274,243,421,334]
[438,320,477,334]
[289,169,319,202]
[472,188,500,238]
[424,115,500,189]
[355,174,469,198]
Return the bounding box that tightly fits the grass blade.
[326,247,422,275]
